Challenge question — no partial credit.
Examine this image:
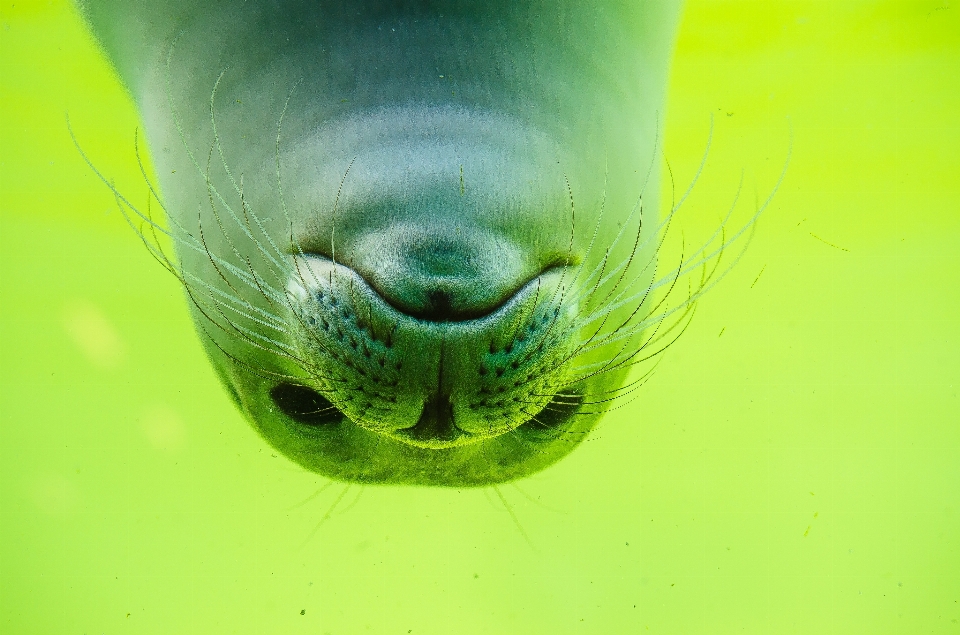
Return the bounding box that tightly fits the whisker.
[285,480,337,512]
[298,483,352,551]
[492,486,535,550]
[209,76,290,267]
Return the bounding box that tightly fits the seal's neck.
[84,1,680,142]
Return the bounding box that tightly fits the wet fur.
[70,53,788,449]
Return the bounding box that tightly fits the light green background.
[1,1,958,633]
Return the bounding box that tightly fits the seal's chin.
[281,252,579,450]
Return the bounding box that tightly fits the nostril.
[270,383,343,426]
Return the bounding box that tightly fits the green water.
[1,1,958,633]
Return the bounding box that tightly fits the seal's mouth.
[280,253,581,449]
[321,225,576,323]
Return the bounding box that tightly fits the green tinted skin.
[78,0,684,486]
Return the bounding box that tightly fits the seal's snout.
[276,107,585,449]
[285,254,578,449]
[348,225,530,322]
[80,0,684,485]
[399,391,458,447]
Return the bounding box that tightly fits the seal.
[77,0,698,485]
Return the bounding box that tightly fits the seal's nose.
[286,255,579,449]
[395,391,460,447]
[348,225,531,321]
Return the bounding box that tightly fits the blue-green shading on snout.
[76,0,686,485]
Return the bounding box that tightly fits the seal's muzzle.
[285,254,578,449]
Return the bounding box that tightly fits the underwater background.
[1,0,958,633]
